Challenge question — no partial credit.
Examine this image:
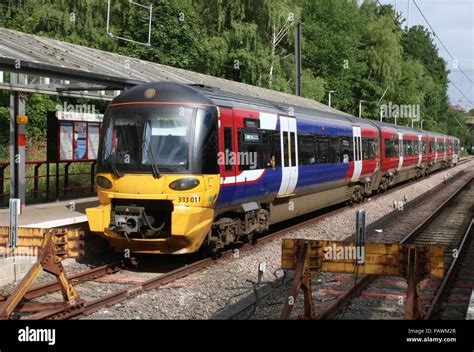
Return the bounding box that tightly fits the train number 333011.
[177,196,201,203]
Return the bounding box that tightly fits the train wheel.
[352,185,364,204]
[378,178,388,194]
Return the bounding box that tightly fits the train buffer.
[0,227,84,319]
[280,239,445,320]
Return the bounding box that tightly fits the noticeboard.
[47,111,103,163]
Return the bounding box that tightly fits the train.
[86,82,461,254]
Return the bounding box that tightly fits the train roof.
[111,81,457,140]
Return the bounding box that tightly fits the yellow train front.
[87,82,221,254]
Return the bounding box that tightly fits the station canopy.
[0,26,347,115]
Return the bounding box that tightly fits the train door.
[397,132,404,172]
[277,115,298,197]
[351,126,362,182]
[218,107,237,207]
[417,135,423,167]
[443,138,447,161]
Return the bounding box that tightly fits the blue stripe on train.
[295,163,349,194]
[216,168,281,207]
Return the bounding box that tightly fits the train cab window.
[194,108,219,174]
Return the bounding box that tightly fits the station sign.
[47,111,103,163]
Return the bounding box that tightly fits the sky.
[378,0,474,112]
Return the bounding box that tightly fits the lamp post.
[329,91,336,108]
[359,100,365,118]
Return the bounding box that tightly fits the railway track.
[0,159,472,320]
[320,176,473,320]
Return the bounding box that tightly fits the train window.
[318,137,330,164]
[363,138,378,160]
[341,137,353,163]
[362,139,369,160]
[415,141,421,155]
[224,128,233,171]
[362,138,377,160]
[385,139,396,158]
[238,129,272,170]
[422,141,427,154]
[330,137,342,163]
[410,141,416,155]
[195,108,219,174]
[404,140,413,156]
[354,137,360,161]
[283,131,289,168]
[271,131,282,167]
[290,132,297,167]
[299,134,317,165]
[395,139,402,157]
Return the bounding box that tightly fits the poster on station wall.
[88,123,100,160]
[47,111,104,163]
[74,122,87,160]
[59,122,74,161]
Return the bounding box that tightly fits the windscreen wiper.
[105,155,123,178]
[109,160,123,178]
[144,141,161,179]
[139,122,160,179]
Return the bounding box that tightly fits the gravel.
[84,159,474,320]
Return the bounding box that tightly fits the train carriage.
[87,82,460,254]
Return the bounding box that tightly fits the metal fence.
[0,160,97,208]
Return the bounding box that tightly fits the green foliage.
[0,0,466,146]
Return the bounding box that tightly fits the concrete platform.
[467,290,474,320]
[0,256,36,287]
[0,197,97,287]
[0,197,97,228]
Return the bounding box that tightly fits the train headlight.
[169,178,200,191]
[97,176,113,189]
